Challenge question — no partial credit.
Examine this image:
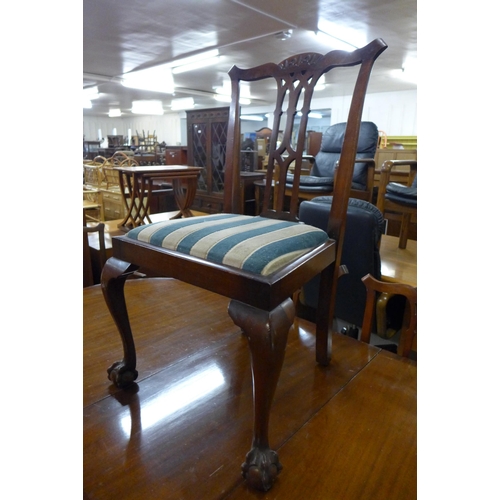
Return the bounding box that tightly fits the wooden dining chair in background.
[360,274,417,358]
[83,210,107,287]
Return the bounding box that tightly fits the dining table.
[84,277,416,499]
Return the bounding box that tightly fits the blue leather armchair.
[286,121,379,202]
[298,196,385,327]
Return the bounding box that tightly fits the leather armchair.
[298,196,385,327]
[285,121,379,202]
[376,160,417,249]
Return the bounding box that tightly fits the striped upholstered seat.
[126,214,329,277]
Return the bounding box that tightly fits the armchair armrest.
[380,159,417,172]
[335,157,376,167]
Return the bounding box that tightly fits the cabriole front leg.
[228,298,294,492]
[101,257,140,387]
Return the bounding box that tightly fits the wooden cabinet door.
[187,107,229,213]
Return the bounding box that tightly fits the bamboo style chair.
[101,38,387,491]
[83,156,107,223]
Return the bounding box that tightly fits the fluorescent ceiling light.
[214,94,251,105]
[316,20,366,51]
[131,100,164,115]
[170,97,195,110]
[241,115,264,121]
[214,81,251,104]
[83,87,100,100]
[215,81,251,97]
[401,58,418,83]
[172,49,219,68]
[172,56,220,74]
[108,108,122,117]
[122,50,220,94]
[122,66,175,94]
[214,94,231,103]
[390,58,417,84]
[171,49,220,74]
[83,87,99,107]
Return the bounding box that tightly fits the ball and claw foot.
[242,447,282,492]
[107,361,138,388]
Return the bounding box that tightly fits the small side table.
[114,165,202,231]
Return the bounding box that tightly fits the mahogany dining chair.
[100,38,388,491]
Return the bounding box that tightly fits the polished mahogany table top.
[84,278,416,499]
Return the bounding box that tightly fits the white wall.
[83,89,417,144]
[246,90,417,136]
[83,112,184,144]
[328,90,417,136]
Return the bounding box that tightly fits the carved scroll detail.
[278,52,323,70]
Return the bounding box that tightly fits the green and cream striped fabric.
[126,213,329,276]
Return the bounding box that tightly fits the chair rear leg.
[315,263,336,365]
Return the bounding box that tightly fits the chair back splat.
[224,40,387,342]
[100,38,387,493]
[225,39,386,235]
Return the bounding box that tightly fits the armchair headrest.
[320,121,379,155]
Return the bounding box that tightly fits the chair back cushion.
[126,213,329,276]
[305,121,378,188]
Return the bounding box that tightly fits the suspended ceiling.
[83,0,417,117]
